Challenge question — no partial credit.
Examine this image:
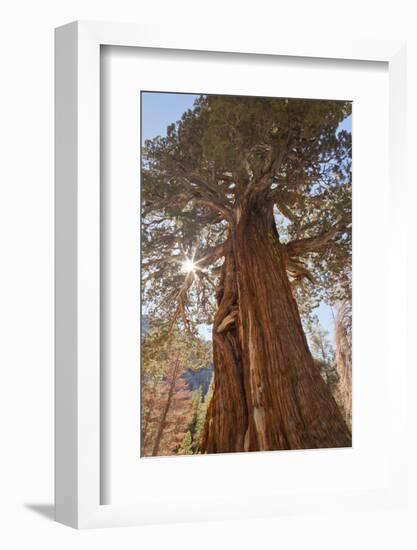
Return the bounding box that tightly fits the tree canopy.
[141,94,352,330]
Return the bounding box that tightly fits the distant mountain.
[141,315,149,335]
[142,314,213,397]
[182,364,213,398]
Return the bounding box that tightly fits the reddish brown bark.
[200,194,351,453]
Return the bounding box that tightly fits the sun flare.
[181,258,196,273]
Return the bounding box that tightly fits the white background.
[103,47,391,506]
[1,1,416,549]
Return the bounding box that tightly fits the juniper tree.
[142,94,352,452]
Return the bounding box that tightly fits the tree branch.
[154,242,226,333]
[191,197,233,222]
[285,225,340,258]
[144,190,233,222]
[194,243,225,268]
[244,144,287,199]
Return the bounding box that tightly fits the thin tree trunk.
[141,378,158,455]
[201,195,351,453]
[152,358,180,456]
[335,301,352,430]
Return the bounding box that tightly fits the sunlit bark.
[201,194,351,452]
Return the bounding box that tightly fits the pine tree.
[141,322,211,456]
[177,431,194,455]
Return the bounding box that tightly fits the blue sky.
[141,91,351,345]
[141,92,352,143]
[141,92,199,144]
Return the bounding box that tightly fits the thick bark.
[200,241,248,452]
[200,195,351,453]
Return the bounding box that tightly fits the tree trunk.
[200,195,351,453]
[151,358,180,456]
[141,378,156,455]
[335,301,352,430]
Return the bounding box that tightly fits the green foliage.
[305,314,335,365]
[142,93,351,329]
[141,317,212,456]
[305,314,341,398]
[176,378,215,455]
[177,431,193,455]
[141,320,212,377]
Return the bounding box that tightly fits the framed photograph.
[55,21,407,528]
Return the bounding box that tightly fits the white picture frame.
[55,20,407,529]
